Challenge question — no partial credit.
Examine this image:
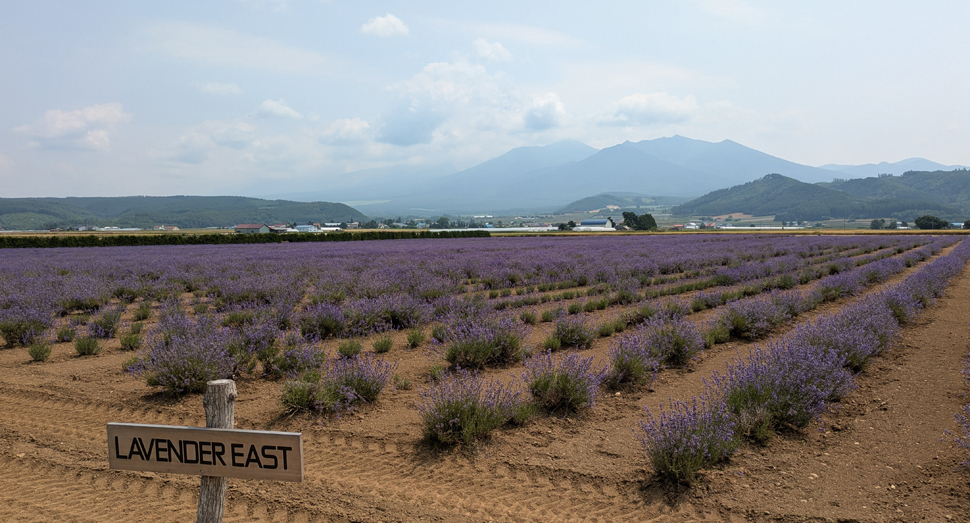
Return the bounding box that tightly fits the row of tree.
[0,230,490,249]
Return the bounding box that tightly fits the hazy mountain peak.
[818,157,968,177]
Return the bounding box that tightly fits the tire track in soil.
[0,381,656,522]
[299,432,647,522]
[0,456,197,522]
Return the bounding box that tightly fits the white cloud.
[698,0,766,25]
[360,13,409,37]
[13,103,132,151]
[377,60,526,146]
[601,92,699,126]
[320,118,372,145]
[194,81,243,95]
[524,93,566,131]
[256,99,304,119]
[146,21,334,74]
[474,39,512,62]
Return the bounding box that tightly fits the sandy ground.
[1,245,968,522]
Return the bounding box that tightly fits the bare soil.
[1,249,969,522]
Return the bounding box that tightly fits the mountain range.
[671,170,969,222]
[266,135,963,216]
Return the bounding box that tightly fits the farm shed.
[573,218,616,232]
[234,223,270,234]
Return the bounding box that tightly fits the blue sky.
[2,1,968,198]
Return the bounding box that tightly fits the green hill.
[672,173,961,221]
[825,169,970,204]
[0,196,368,230]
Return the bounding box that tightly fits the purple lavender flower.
[433,312,526,368]
[524,351,605,413]
[551,315,596,350]
[606,330,661,389]
[635,397,739,484]
[127,313,235,395]
[713,336,854,442]
[416,368,524,444]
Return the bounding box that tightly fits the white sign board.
[107,423,303,482]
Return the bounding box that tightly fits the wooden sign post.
[199,379,234,523]
[107,380,303,523]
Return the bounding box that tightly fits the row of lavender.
[0,235,927,349]
[637,237,970,483]
[404,236,959,448]
[426,235,953,376]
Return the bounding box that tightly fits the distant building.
[234,223,270,234]
[295,224,317,233]
[573,218,616,232]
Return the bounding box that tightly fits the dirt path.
[0,243,968,522]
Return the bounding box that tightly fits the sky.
[2,1,969,198]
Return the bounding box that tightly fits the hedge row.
[0,230,491,249]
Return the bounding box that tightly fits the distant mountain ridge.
[0,196,367,231]
[672,170,969,221]
[819,158,969,178]
[323,135,869,216]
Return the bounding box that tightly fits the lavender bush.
[715,294,791,341]
[524,351,604,413]
[437,315,526,368]
[89,305,124,339]
[27,337,53,362]
[635,397,739,484]
[267,335,325,378]
[416,368,524,445]
[605,330,661,389]
[74,336,101,356]
[0,305,52,347]
[641,316,705,367]
[550,315,596,350]
[714,337,854,442]
[226,313,281,374]
[796,294,900,371]
[126,314,235,395]
[405,328,426,348]
[281,353,395,412]
[299,302,346,340]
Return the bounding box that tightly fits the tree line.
[0,230,491,249]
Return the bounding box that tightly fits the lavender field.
[1,233,969,521]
